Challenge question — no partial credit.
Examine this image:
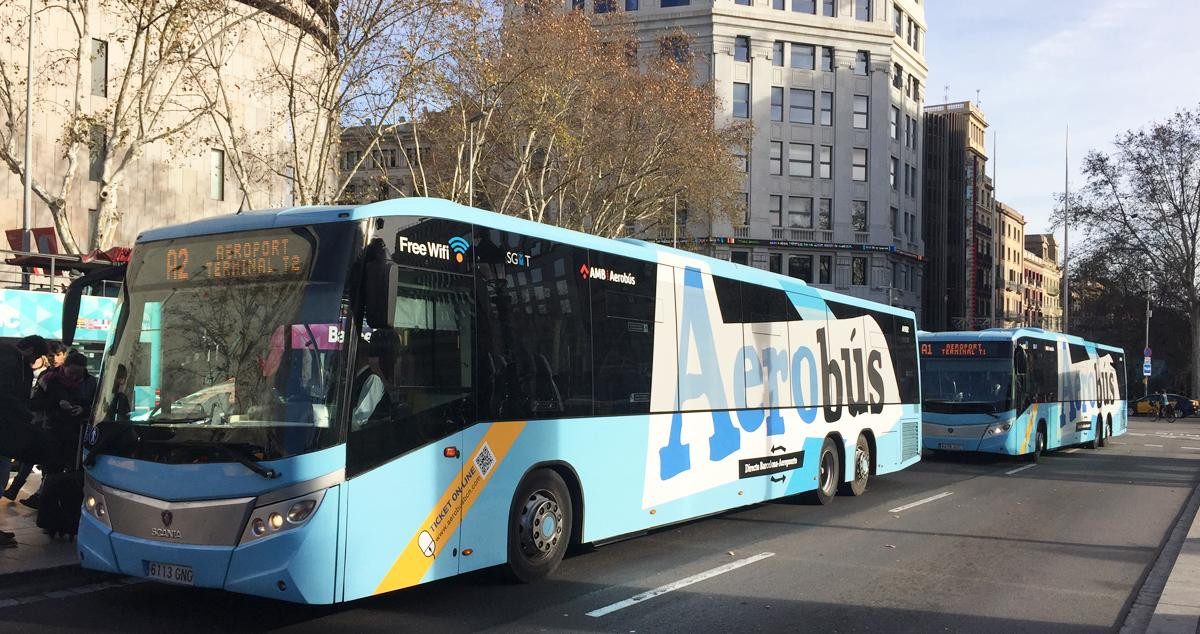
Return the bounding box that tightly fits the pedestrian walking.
[0,335,50,548]
[25,351,96,510]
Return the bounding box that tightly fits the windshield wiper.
[189,442,279,479]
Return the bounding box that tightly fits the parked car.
[1130,394,1199,417]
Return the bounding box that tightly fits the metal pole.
[1062,125,1070,334]
[1145,275,1151,397]
[21,0,35,289]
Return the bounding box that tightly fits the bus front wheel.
[1028,427,1045,463]
[807,437,841,505]
[507,469,572,583]
[838,433,871,497]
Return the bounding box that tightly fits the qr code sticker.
[474,443,496,478]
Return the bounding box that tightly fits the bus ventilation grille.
[902,419,919,461]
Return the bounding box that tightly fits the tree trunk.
[1192,303,1200,397]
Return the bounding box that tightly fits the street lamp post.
[1145,274,1152,397]
[21,0,35,289]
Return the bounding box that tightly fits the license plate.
[145,561,194,586]
[939,443,963,450]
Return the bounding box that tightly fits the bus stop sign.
[1144,361,1152,377]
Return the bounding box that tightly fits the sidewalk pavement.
[1149,510,1200,633]
[0,468,80,578]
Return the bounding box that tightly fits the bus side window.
[590,252,657,416]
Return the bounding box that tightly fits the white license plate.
[145,561,194,585]
[939,443,963,450]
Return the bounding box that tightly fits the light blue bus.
[920,329,1128,460]
[69,198,922,604]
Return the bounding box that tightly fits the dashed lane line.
[1064,448,1081,453]
[1145,444,1165,448]
[1006,464,1037,475]
[1182,447,1200,450]
[586,552,776,617]
[887,491,954,513]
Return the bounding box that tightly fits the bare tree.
[1067,106,1200,395]
[411,6,749,237]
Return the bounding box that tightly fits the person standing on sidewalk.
[4,342,65,500]
[0,335,50,548]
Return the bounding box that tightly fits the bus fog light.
[96,503,106,517]
[287,500,316,524]
[252,518,267,536]
[269,513,284,530]
[86,496,96,511]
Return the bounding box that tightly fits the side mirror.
[364,254,397,330]
[62,264,126,347]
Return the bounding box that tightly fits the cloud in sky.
[924,0,1200,235]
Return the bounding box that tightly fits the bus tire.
[1097,417,1107,448]
[838,433,871,497]
[507,469,572,583]
[807,437,840,505]
[1028,426,1045,463]
[1088,417,1100,449]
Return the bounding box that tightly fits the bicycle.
[1155,402,1178,423]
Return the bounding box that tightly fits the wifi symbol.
[448,236,470,263]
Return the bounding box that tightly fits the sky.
[924,0,1200,235]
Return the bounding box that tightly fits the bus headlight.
[240,489,327,545]
[82,482,111,529]
[986,421,1013,436]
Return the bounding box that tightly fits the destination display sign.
[138,229,313,286]
[919,341,1010,358]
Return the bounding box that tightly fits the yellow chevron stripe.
[373,421,526,595]
[1020,403,1039,454]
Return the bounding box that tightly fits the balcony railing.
[0,249,121,295]
[733,225,749,238]
[771,227,785,239]
[853,232,870,244]
[790,228,816,241]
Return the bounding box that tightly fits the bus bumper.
[78,486,341,604]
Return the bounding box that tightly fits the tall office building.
[994,201,1026,328]
[922,100,993,331]
[599,0,927,314]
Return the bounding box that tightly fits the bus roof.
[920,328,1125,355]
[135,197,916,320]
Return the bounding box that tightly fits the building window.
[789,88,814,124]
[909,164,918,197]
[571,0,584,9]
[769,253,783,273]
[893,4,902,34]
[852,95,869,129]
[820,91,833,126]
[914,27,922,53]
[792,0,815,12]
[626,0,639,10]
[769,141,783,175]
[855,0,871,21]
[88,124,106,182]
[819,145,832,179]
[890,156,898,189]
[769,195,783,226]
[90,39,108,98]
[854,51,869,75]
[819,255,833,283]
[818,198,832,229]
[210,148,225,201]
[791,43,815,70]
[734,36,750,62]
[772,41,785,66]
[891,106,900,139]
[771,86,784,121]
[773,0,784,8]
[734,146,748,173]
[852,256,867,285]
[737,193,750,224]
[820,46,834,72]
[893,63,903,89]
[789,255,814,282]
[852,200,867,231]
[789,196,814,228]
[789,143,813,177]
[822,0,835,16]
[890,206,899,235]
[905,115,916,148]
[733,82,750,118]
[661,36,690,62]
[851,147,868,181]
[595,0,616,13]
[731,250,750,265]
[661,0,689,6]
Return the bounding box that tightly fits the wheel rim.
[518,490,563,559]
[1038,431,1045,452]
[819,450,836,494]
[855,445,869,482]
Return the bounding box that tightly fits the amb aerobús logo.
[397,235,471,263]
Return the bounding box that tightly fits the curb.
[1120,475,1200,633]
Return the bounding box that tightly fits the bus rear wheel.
[507,469,572,583]
[838,434,871,497]
[1097,418,1107,448]
[807,437,841,505]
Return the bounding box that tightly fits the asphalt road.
[1,417,1198,633]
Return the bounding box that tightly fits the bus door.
[344,230,476,599]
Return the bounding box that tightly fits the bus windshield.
[920,357,1014,414]
[93,222,361,463]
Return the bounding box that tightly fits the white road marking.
[1129,433,1148,436]
[888,491,954,513]
[1006,464,1038,475]
[1145,444,1164,448]
[586,552,775,617]
[1182,447,1200,450]
[1064,448,1081,453]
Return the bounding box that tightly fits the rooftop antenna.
[943,84,950,103]
[975,88,982,108]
